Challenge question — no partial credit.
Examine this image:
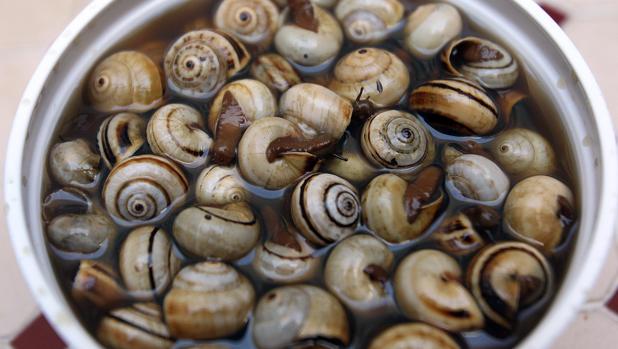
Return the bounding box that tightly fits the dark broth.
[43,1,578,348]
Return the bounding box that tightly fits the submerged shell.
[404,3,462,59]
[195,165,249,206]
[47,213,116,254]
[368,323,460,349]
[250,53,302,93]
[335,0,404,45]
[215,0,281,49]
[489,128,557,178]
[97,113,146,168]
[72,260,126,309]
[49,139,101,190]
[446,154,510,204]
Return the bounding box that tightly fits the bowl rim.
[3,0,617,348]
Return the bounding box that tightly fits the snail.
[362,166,444,243]
[237,117,334,190]
[489,128,557,178]
[215,0,281,50]
[208,80,277,165]
[290,173,361,246]
[368,323,461,349]
[253,285,349,349]
[467,242,553,329]
[47,212,116,254]
[404,3,462,60]
[446,154,510,205]
[195,165,249,206]
[173,203,260,261]
[329,48,410,108]
[360,110,435,170]
[72,260,126,309]
[97,113,146,168]
[164,29,251,100]
[334,0,404,45]
[102,155,189,224]
[394,249,484,332]
[97,303,173,349]
[49,139,101,190]
[409,77,499,136]
[42,187,91,221]
[441,141,493,166]
[147,103,212,167]
[274,0,343,70]
[252,206,320,283]
[164,262,255,339]
[119,226,181,299]
[324,234,394,311]
[442,37,519,89]
[86,51,164,113]
[503,176,575,252]
[433,212,487,256]
[321,148,377,184]
[250,53,302,93]
[280,83,353,140]
[273,0,338,8]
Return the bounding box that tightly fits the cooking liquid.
[43,1,579,348]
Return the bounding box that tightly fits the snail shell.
[404,3,462,60]
[503,176,575,252]
[409,78,498,135]
[164,29,250,99]
[446,154,510,204]
[273,0,338,8]
[237,117,319,190]
[47,213,116,254]
[49,139,101,190]
[394,249,484,332]
[321,148,376,184]
[324,234,394,310]
[442,37,519,89]
[290,173,361,246]
[274,4,343,68]
[102,155,189,224]
[467,242,553,329]
[98,113,146,168]
[250,53,302,93]
[173,203,260,261]
[253,285,349,349]
[42,187,91,221]
[164,262,255,339]
[334,0,404,45]
[147,103,212,167]
[196,165,249,206]
[433,212,485,256]
[361,110,435,170]
[329,48,410,107]
[97,303,173,349]
[368,323,461,349]
[86,51,164,113]
[72,260,126,309]
[489,128,557,178]
[215,0,281,49]
[119,226,181,299]
[280,83,353,140]
[208,79,277,134]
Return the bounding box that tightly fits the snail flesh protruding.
[446,154,510,205]
[98,112,146,168]
[489,128,557,179]
[334,0,404,45]
[195,165,249,206]
[250,53,302,93]
[368,323,461,349]
[97,303,173,349]
[214,0,281,50]
[404,3,462,60]
[49,139,101,190]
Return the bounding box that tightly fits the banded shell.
[334,0,404,45]
[446,154,510,204]
[433,212,486,256]
[97,113,146,168]
[49,139,101,190]
[250,53,302,93]
[47,213,116,254]
[196,165,249,206]
[215,0,281,49]
[97,303,173,349]
[72,260,126,309]
[404,3,463,59]
[369,323,460,349]
[489,128,557,178]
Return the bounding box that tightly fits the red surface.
[540,3,568,25]
[11,315,65,349]
[606,287,618,315]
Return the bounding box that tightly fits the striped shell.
[290,173,361,246]
[489,128,557,178]
[119,226,181,299]
[215,0,280,49]
[97,303,173,349]
[409,78,498,135]
[147,104,212,167]
[102,155,189,224]
[98,113,146,168]
[404,3,462,59]
[250,53,302,93]
[368,323,460,349]
[164,262,255,339]
[361,110,435,170]
[86,51,164,113]
[446,154,510,204]
[335,0,404,45]
[195,165,249,206]
[72,260,126,309]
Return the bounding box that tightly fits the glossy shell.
[368,323,460,349]
[321,148,376,184]
[433,212,485,256]
[49,139,101,190]
[250,53,302,93]
[98,113,146,168]
[335,0,404,45]
[446,154,510,204]
[404,3,462,59]
[47,213,116,254]
[195,165,249,206]
[490,128,557,178]
[97,303,173,349]
[215,0,280,49]
[72,260,126,309]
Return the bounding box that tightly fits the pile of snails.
[44,1,577,348]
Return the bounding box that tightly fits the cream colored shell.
[446,154,510,204]
[250,53,302,93]
[47,213,116,254]
[404,3,462,59]
[368,323,460,349]
[335,0,404,45]
[49,139,101,190]
[72,260,126,309]
[97,113,146,168]
[252,233,320,284]
[97,303,173,349]
[215,0,281,49]
[196,165,249,206]
[490,128,557,179]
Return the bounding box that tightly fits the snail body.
[334,0,404,45]
[98,113,146,168]
[404,3,462,59]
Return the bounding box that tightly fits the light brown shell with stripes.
[250,53,302,93]
[119,226,181,300]
[97,113,147,168]
[409,77,499,135]
[368,323,460,349]
[72,260,127,309]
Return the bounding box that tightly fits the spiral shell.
[173,203,260,261]
[404,3,462,59]
[196,165,249,206]
[119,226,181,299]
[361,110,435,170]
[72,260,126,309]
[49,139,101,190]
[164,262,255,339]
[215,0,281,49]
[335,0,404,45]
[97,113,146,168]
[102,155,189,224]
[86,51,164,113]
[446,154,510,204]
[368,323,460,349]
[442,37,519,89]
[251,53,302,93]
[290,173,361,246]
[147,104,212,167]
[47,213,116,254]
[97,303,173,349]
[489,128,557,178]
[467,242,553,329]
[164,30,250,99]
